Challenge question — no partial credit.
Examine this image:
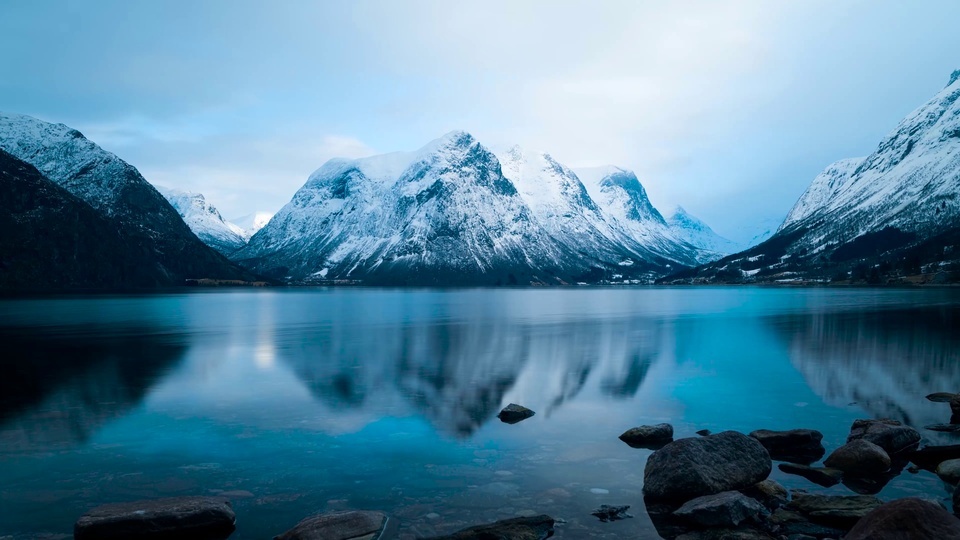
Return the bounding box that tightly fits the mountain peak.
[950,69,960,87]
[671,205,690,218]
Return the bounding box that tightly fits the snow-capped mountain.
[664,70,960,284]
[0,112,251,286]
[159,187,247,255]
[230,211,274,241]
[233,131,701,285]
[667,206,740,260]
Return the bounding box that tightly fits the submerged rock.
[847,419,920,455]
[426,515,554,540]
[619,423,674,448]
[936,458,960,484]
[748,429,824,464]
[926,392,959,403]
[643,431,772,503]
[497,404,535,424]
[274,510,390,540]
[673,491,767,527]
[591,504,632,522]
[845,498,960,539]
[785,492,883,530]
[777,463,843,487]
[74,496,236,540]
[823,439,891,475]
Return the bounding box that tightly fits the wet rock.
[910,444,960,470]
[785,492,883,530]
[937,458,960,484]
[619,423,674,448]
[954,484,960,515]
[847,419,920,455]
[275,511,390,540]
[768,508,845,538]
[643,431,772,503]
[925,423,960,432]
[952,396,960,417]
[841,473,896,495]
[748,429,825,464]
[846,498,960,539]
[497,404,535,424]
[590,504,632,522]
[74,496,236,540]
[777,463,842,487]
[739,479,788,511]
[823,440,891,475]
[675,529,775,540]
[426,515,554,540]
[673,491,767,527]
[926,392,959,402]
[696,429,712,437]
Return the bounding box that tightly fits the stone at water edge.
[954,483,960,516]
[274,510,390,540]
[845,498,960,539]
[738,479,788,511]
[937,458,960,484]
[777,463,843,487]
[642,431,772,503]
[925,423,960,433]
[823,439,891,475]
[910,444,960,470]
[696,429,711,437]
[748,428,825,464]
[675,529,776,540]
[672,491,767,528]
[497,403,535,424]
[426,515,554,540]
[952,396,960,417]
[619,423,674,448]
[74,496,236,540]
[590,504,632,522]
[846,418,921,455]
[784,492,883,530]
[926,392,959,403]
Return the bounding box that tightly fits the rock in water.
[926,392,959,403]
[785,492,883,530]
[748,429,825,464]
[673,491,767,527]
[925,423,960,433]
[845,498,960,539]
[619,424,674,448]
[910,444,960,470]
[936,458,960,484]
[696,429,712,437]
[777,463,843,487]
[642,431,772,503]
[74,497,236,540]
[591,505,632,522]
[426,515,554,540]
[846,419,921,455]
[738,480,788,511]
[823,439,891,475]
[274,511,390,540]
[497,404,535,424]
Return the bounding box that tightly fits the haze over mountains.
[1,70,958,290]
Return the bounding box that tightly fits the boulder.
[768,508,846,538]
[696,429,712,437]
[952,396,960,417]
[785,492,883,530]
[673,491,767,527]
[910,444,960,470]
[643,431,772,503]
[925,423,960,433]
[274,511,390,540]
[846,419,920,455]
[845,498,960,539]
[748,429,824,463]
[938,458,960,484]
[74,496,235,540]
[739,480,788,511]
[675,529,775,540]
[926,392,959,402]
[823,439,891,475]
[619,423,674,448]
[497,404,535,424]
[954,483,960,516]
[590,504,632,522]
[777,463,842,487]
[426,515,554,540]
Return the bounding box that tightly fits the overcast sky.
[2,0,959,242]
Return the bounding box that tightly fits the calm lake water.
[1,287,960,539]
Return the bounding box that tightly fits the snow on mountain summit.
[158,187,247,255]
[667,206,740,259]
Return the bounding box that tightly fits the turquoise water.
[1,287,959,539]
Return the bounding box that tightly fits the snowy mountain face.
[233,132,704,285]
[0,112,250,285]
[664,70,960,285]
[667,206,740,261]
[230,211,274,241]
[158,187,247,255]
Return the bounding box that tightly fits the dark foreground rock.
[643,431,772,503]
[768,508,845,538]
[620,423,674,448]
[673,491,767,527]
[910,444,960,470]
[748,429,824,464]
[777,463,842,487]
[927,392,959,402]
[847,419,921,455]
[675,529,774,540]
[274,510,390,540]
[937,458,960,484]
[823,439,891,475]
[591,504,632,522]
[845,498,960,539]
[784,492,883,530]
[497,404,535,424]
[738,480,787,511]
[427,515,554,540]
[74,496,235,540]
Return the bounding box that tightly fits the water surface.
[1,287,959,539]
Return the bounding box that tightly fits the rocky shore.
[66,401,960,539]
